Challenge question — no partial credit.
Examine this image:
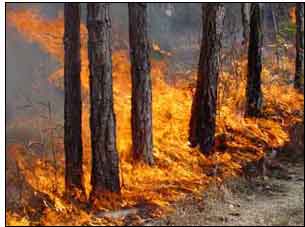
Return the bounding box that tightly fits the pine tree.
[241,3,251,46]
[64,3,85,198]
[294,3,304,90]
[128,3,154,165]
[189,3,225,154]
[87,3,121,196]
[245,3,263,117]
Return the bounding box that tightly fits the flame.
[6,8,304,226]
[289,7,296,24]
[152,42,172,57]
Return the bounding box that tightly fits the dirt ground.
[146,157,304,226]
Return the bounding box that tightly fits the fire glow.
[6,9,304,226]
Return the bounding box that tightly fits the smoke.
[5,3,199,122]
[5,3,284,125]
[6,13,63,123]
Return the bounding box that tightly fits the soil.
[146,155,304,226]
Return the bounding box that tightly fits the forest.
[5,2,304,226]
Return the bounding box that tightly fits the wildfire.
[6,8,304,226]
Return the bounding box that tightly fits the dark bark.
[189,3,225,154]
[64,3,85,198]
[128,3,154,165]
[241,3,251,47]
[245,3,263,117]
[295,3,304,90]
[87,3,121,195]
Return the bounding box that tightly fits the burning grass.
[6,9,304,226]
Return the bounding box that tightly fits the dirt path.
[147,162,304,226]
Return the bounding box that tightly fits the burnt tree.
[241,3,251,46]
[295,3,304,90]
[87,3,121,195]
[245,3,263,117]
[189,3,225,154]
[128,3,154,165]
[64,3,85,198]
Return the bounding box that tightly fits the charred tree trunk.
[128,3,154,165]
[241,3,251,47]
[87,3,121,195]
[64,3,85,198]
[245,3,263,117]
[295,3,304,90]
[189,3,225,154]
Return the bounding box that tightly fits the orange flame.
[289,7,296,24]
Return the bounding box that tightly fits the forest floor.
[147,152,304,226]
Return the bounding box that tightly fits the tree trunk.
[271,4,279,37]
[87,3,121,195]
[64,3,85,198]
[271,4,281,68]
[241,3,251,47]
[128,3,154,165]
[245,3,263,117]
[189,3,225,154]
[295,3,304,90]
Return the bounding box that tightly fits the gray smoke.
[6,3,285,124]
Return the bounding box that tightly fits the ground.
[146,155,304,226]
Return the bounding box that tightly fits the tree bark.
[87,3,121,195]
[241,3,251,47]
[189,3,225,154]
[128,3,154,165]
[245,3,263,117]
[64,3,85,198]
[295,3,304,90]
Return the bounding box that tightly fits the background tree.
[241,3,251,47]
[245,3,263,117]
[189,3,225,154]
[87,3,121,196]
[63,3,85,198]
[294,3,304,90]
[270,4,280,67]
[128,3,154,165]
